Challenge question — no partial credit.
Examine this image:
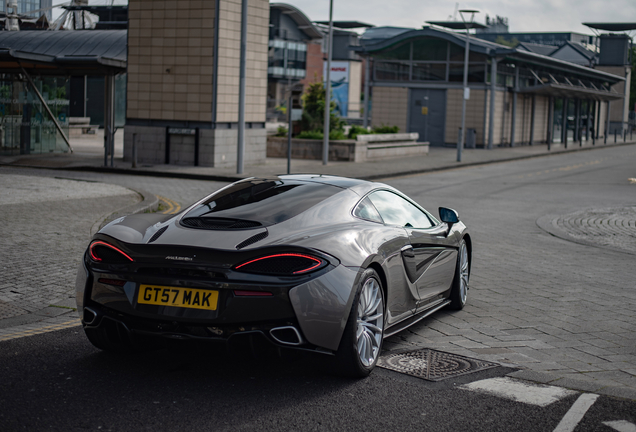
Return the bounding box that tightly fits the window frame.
[352,189,440,229]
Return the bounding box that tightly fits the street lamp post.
[457,9,478,163]
[322,0,334,165]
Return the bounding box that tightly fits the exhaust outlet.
[83,307,98,325]
[269,326,303,346]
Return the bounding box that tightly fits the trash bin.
[466,128,477,148]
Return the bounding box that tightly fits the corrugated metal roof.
[0,30,126,74]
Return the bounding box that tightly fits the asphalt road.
[1,144,635,431]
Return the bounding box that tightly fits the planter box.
[267,132,428,162]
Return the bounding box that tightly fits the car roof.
[277,174,373,189]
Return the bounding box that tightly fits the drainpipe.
[488,57,496,149]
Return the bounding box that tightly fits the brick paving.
[0,173,140,322]
[1,135,636,399]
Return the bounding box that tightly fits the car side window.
[353,197,384,223]
[367,190,433,229]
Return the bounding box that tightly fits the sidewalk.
[2,129,635,181]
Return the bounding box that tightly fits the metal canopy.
[519,83,624,101]
[0,30,126,75]
[583,22,636,32]
[314,21,374,29]
[426,21,488,30]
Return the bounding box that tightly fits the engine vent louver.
[235,231,268,250]
[147,226,168,243]
[181,217,262,230]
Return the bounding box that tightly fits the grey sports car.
[75,174,471,377]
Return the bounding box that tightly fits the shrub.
[329,129,346,140]
[275,126,288,137]
[297,130,324,139]
[348,125,372,139]
[296,129,347,140]
[372,124,400,134]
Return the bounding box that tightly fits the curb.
[2,141,635,183]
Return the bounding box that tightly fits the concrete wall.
[595,66,630,128]
[445,88,488,146]
[125,0,269,168]
[124,126,266,167]
[371,86,408,132]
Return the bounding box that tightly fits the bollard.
[614,130,617,143]
[624,129,627,142]
[604,129,607,144]
[132,133,137,168]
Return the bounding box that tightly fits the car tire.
[335,268,385,378]
[449,238,469,310]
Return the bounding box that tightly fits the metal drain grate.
[377,348,499,381]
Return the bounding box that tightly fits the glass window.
[373,41,411,60]
[449,44,486,62]
[367,190,433,229]
[183,179,342,227]
[449,63,485,82]
[412,63,446,81]
[412,38,448,61]
[374,61,409,81]
[353,197,383,223]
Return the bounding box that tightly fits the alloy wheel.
[356,277,384,367]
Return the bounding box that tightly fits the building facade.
[357,27,624,148]
[124,0,270,168]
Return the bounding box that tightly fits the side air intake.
[148,226,168,243]
[236,231,268,250]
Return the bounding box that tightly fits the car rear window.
[183,178,342,227]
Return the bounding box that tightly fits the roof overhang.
[519,83,624,101]
[270,3,323,40]
[0,30,127,76]
[583,22,636,32]
[426,21,488,30]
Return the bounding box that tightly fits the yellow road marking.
[0,319,81,342]
[157,195,182,214]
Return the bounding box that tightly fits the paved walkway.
[2,129,635,181]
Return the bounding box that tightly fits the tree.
[495,36,519,48]
[300,81,343,133]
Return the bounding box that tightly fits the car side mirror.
[439,207,459,227]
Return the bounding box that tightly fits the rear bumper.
[76,254,360,352]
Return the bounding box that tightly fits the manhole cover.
[377,348,499,381]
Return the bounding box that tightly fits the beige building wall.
[125,0,269,167]
[371,86,408,132]
[348,61,362,118]
[127,0,216,122]
[595,66,630,127]
[445,88,488,145]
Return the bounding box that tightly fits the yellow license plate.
[138,285,218,311]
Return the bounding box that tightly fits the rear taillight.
[89,241,134,263]
[234,253,325,275]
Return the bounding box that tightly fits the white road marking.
[553,393,599,432]
[460,377,577,407]
[603,421,636,432]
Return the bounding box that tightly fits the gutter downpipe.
[363,56,370,129]
[488,57,496,150]
[510,66,518,147]
[237,0,247,174]
[20,65,73,153]
[212,0,220,125]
